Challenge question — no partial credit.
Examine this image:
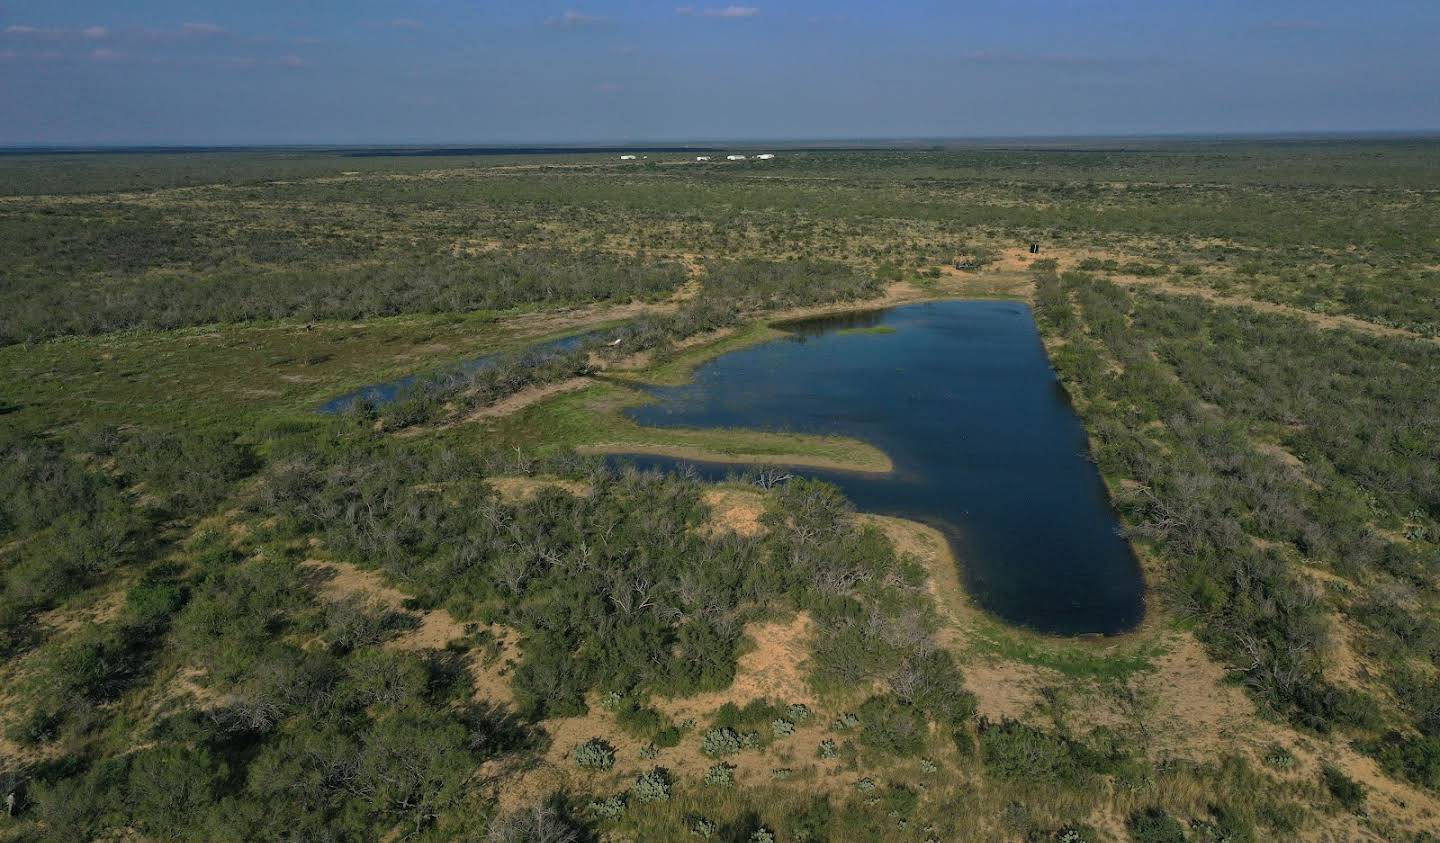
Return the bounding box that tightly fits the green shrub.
[1191,805,1254,843]
[1322,764,1366,813]
[9,707,62,745]
[1261,744,1294,771]
[703,763,735,786]
[586,796,626,820]
[978,719,1116,787]
[1361,733,1440,790]
[573,738,616,771]
[629,768,672,803]
[1127,807,1187,843]
[701,727,744,758]
[857,695,927,756]
[883,784,918,816]
[687,814,718,838]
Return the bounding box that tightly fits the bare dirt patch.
[485,612,832,813]
[861,514,969,643]
[487,476,592,503]
[1106,275,1436,344]
[700,488,766,538]
[306,559,469,652]
[659,613,818,724]
[466,377,593,421]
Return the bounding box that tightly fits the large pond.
[619,300,1145,636]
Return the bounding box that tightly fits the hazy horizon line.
[4,129,1439,153]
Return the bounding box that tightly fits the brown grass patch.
[487,476,592,503]
[658,613,818,725]
[486,612,834,813]
[301,559,520,705]
[466,377,594,422]
[36,586,125,635]
[700,488,766,538]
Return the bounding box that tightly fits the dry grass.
[487,475,592,503]
[464,377,594,422]
[860,508,1440,839]
[699,488,766,538]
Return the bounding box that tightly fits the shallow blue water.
[318,330,600,414]
[620,300,1144,636]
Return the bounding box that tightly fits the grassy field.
[1,141,1438,842]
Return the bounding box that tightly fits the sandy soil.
[866,508,1440,840]
[487,476,592,502]
[302,558,520,704]
[465,377,593,422]
[700,488,766,538]
[305,559,469,651]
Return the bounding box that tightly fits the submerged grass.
[487,381,894,473]
[964,614,1164,681]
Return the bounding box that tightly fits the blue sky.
[1,1,1437,145]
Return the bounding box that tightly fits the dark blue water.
[619,300,1144,636]
[318,330,601,414]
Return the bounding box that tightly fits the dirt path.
[464,377,592,421]
[1106,274,1437,344]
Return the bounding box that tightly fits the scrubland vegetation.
[2,140,1438,841]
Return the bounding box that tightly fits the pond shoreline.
[614,299,1146,636]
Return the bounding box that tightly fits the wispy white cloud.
[279,54,305,69]
[546,10,607,28]
[1254,20,1326,33]
[4,22,235,44]
[181,22,226,36]
[954,49,1147,68]
[677,5,759,18]
[3,24,79,38]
